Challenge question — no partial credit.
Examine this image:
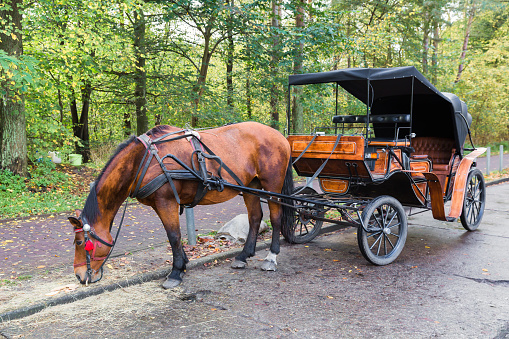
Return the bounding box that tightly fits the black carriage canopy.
[288,66,473,151]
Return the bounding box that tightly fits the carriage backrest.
[332,114,410,125]
[411,137,455,165]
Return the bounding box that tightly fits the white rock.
[215,214,268,244]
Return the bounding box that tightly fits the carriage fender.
[424,147,487,221]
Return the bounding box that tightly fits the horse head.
[69,209,115,284]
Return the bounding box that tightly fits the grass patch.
[17,275,33,281]
[0,159,99,219]
[485,168,509,182]
[0,279,18,287]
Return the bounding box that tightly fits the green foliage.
[0,50,39,99]
[0,161,87,219]
[0,0,506,185]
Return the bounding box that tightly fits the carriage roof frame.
[287,66,474,153]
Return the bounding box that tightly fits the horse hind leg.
[259,159,294,272]
[260,200,282,271]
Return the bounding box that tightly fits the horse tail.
[281,158,295,242]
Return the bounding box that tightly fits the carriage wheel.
[357,196,408,266]
[460,168,486,231]
[283,186,324,244]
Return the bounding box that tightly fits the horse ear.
[74,209,82,218]
[68,216,82,228]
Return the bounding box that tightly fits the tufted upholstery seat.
[411,137,457,190]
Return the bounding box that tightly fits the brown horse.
[68,122,294,288]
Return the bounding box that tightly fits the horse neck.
[94,141,145,226]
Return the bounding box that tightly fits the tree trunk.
[226,0,234,113]
[455,2,476,83]
[245,46,252,120]
[70,83,92,163]
[192,26,214,127]
[422,11,430,75]
[431,20,440,85]
[269,0,281,129]
[124,111,132,137]
[291,0,305,133]
[133,9,148,135]
[0,0,27,175]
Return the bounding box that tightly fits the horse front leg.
[231,193,263,269]
[153,198,188,289]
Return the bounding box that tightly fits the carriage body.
[285,67,486,265]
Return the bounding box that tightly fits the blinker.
[84,240,94,251]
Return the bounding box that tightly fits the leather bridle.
[73,214,115,284]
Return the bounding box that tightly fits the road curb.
[0,241,271,323]
[486,177,509,187]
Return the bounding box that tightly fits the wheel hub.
[383,227,391,235]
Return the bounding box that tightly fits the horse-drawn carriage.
[285,66,486,265]
[70,66,486,287]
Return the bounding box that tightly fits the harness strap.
[292,134,342,195]
[195,138,244,186]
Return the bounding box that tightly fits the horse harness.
[130,129,244,210]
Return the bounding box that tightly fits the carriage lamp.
[365,153,379,159]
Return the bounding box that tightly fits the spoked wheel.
[357,195,408,266]
[283,186,324,244]
[460,168,486,231]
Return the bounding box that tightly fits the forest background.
[0,0,508,218]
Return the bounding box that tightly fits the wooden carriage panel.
[371,149,388,176]
[408,160,431,204]
[319,178,349,194]
[288,135,364,161]
[389,149,403,173]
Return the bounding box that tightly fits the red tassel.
[84,240,94,251]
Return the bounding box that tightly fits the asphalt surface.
[1,181,508,338]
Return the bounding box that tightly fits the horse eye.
[76,240,84,246]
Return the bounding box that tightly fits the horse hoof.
[260,260,277,271]
[162,278,182,289]
[231,260,247,269]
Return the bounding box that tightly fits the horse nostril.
[76,274,85,284]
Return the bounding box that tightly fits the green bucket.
[69,154,83,166]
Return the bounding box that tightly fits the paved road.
[1,182,509,338]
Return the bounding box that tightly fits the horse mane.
[81,135,139,225]
[145,124,169,137]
